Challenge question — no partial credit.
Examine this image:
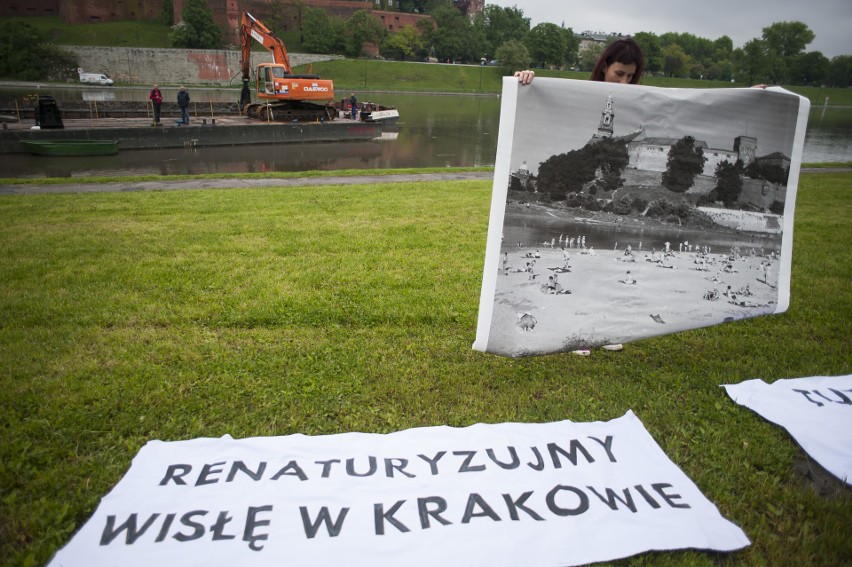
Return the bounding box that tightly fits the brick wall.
[0,0,59,17]
[60,0,163,23]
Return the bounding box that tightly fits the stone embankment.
[65,46,341,87]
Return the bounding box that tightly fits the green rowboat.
[21,139,118,156]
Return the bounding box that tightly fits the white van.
[78,68,113,86]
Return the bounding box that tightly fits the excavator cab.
[254,63,333,102]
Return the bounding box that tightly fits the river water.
[1,86,849,179]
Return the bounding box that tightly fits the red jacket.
[149,89,163,105]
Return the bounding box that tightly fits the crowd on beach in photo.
[501,229,781,334]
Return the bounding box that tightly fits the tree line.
[289,1,849,88]
[2,0,848,88]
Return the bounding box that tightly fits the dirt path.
[0,168,846,195]
[0,171,494,195]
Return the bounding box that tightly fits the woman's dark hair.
[590,38,645,84]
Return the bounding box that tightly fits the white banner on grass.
[724,374,852,484]
[48,412,748,567]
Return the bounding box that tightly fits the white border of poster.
[475,78,809,357]
[48,412,749,566]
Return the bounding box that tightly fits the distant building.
[509,160,536,192]
[508,94,787,192]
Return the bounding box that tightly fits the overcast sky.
[488,0,852,58]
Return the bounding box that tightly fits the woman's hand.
[514,70,535,85]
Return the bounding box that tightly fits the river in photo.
[0,85,849,179]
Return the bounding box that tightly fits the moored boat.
[21,139,118,156]
[335,99,400,123]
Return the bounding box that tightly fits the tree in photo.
[710,160,743,206]
[662,136,706,193]
[536,138,629,201]
[745,160,788,186]
[536,150,595,200]
[170,0,221,49]
[588,138,629,192]
[0,22,77,81]
[495,39,531,75]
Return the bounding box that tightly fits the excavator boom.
[240,12,291,79]
[239,11,335,121]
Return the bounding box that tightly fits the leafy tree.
[705,59,734,81]
[426,5,476,61]
[302,7,346,54]
[0,22,77,81]
[170,0,221,49]
[578,42,604,72]
[495,39,531,75]
[713,35,733,56]
[710,161,743,205]
[662,136,706,193]
[345,9,385,57]
[267,0,287,34]
[560,26,580,69]
[662,43,689,77]
[382,25,425,60]
[761,21,814,58]
[287,0,308,43]
[398,0,430,12]
[427,0,455,12]
[160,0,174,25]
[633,32,662,74]
[733,39,772,84]
[477,5,530,59]
[787,51,829,86]
[826,55,852,88]
[524,23,566,68]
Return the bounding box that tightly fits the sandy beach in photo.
[487,241,781,357]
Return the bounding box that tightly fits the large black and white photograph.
[475,78,809,357]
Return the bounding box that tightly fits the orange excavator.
[239,12,336,121]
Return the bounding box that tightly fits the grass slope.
[0,173,850,566]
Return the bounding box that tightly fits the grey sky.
[488,0,852,58]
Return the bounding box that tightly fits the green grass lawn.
[0,172,850,565]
